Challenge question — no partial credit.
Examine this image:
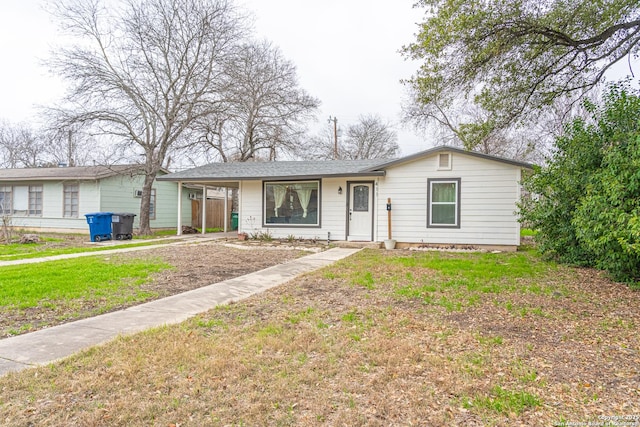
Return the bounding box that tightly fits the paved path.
[0,247,360,377]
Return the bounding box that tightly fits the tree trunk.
[138,172,157,236]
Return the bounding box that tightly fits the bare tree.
[403,94,555,163]
[305,115,399,160]
[48,0,247,234]
[304,125,337,161]
[0,121,47,168]
[341,114,399,160]
[192,40,319,164]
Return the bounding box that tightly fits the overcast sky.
[0,0,429,156]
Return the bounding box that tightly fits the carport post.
[201,185,207,234]
[224,187,228,232]
[177,181,183,236]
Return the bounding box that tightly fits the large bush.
[520,83,640,284]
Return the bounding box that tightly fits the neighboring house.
[158,146,533,250]
[0,165,196,233]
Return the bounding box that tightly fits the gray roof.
[364,146,534,171]
[0,165,152,182]
[158,159,389,182]
[158,146,534,183]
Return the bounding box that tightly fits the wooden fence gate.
[191,199,232,230]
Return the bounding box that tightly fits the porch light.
[338,186,343,195]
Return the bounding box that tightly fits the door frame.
[345,180,375,241]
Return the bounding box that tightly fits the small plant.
[250,229,273,241]
[286,234,296,243]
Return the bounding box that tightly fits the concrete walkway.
[0,247,360,377]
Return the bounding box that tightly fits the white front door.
[347,182,373,241]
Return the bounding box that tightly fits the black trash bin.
[111,213,136,240]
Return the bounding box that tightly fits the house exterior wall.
[226,152,521,247]
[239,177,374,240]
[96,174,191,229]
[236,152,523,246]
[4,174,189,232]
[375,152,522,246]
[3,180,101,231]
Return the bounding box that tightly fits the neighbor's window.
[149,189,156,220]
[28,185,43,216]
[0,186,12,215]
[63,184,79,218]
[428,178,460,227]
[264,181,319,226]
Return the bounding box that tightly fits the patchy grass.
[0,238,181,261]
[0,256,171,335]
[0,256,170,310]
[0,249,638,426]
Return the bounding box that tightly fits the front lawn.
[0,235,184,261]
[0,249,638,426]
[0,256,171,336]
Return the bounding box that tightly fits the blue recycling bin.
[85,212,113,242]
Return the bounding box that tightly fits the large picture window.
[264,181,320,226]
[428,178,460,228]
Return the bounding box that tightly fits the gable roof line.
[157,145,533,182]
[0,164,169,182]
[364,146,534,172]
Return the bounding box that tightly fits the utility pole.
[328,116,338,159]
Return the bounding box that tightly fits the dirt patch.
[0,239,311,337]
[0,249,639,426]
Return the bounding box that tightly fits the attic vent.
[438,153,452,170]
[134,189,143,198]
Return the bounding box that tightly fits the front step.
[333,241,382,249]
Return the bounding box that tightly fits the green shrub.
[519,82,640,284]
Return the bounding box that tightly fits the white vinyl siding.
[376,153,522,246]
[239,177,376,240]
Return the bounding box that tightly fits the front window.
[428,178,460,227]
[264,181,320,226]
[63,184,79,218]
[0,186,12,215]
[28,185,43,216]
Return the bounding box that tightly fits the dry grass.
[0,249,639,426]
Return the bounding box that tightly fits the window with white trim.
[264,180,320,226]
[63,184,79,218]
[149,189,156,220]
[427,178,460,228]
[28,185,43,216]
[0,186,12,215]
